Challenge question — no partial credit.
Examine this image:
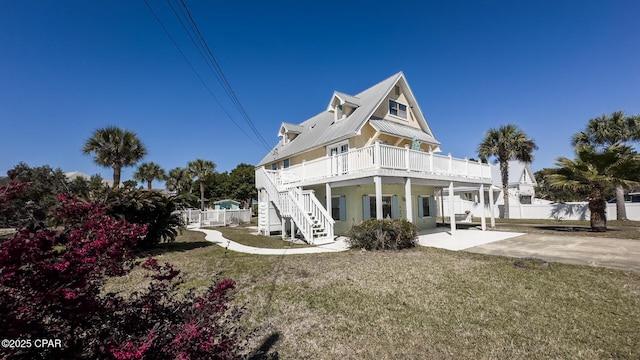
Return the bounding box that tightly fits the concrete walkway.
[417,227,524,251]
[467,233,640,273]
[197,227,522,255]
[195,229,350,255]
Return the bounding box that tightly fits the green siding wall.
[306,182,437,236]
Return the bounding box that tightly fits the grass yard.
[107,229,640,359]
[203,225,313,249]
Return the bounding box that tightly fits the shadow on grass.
[249,332,280,360]
[137,241,214,257]
[532,225,594,233]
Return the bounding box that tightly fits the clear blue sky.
[1,0,638,184]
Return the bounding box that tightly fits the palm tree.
[571,111,640,220]
[478,124,538,219]
[548,144,640,231]
[82,127,147,188]
[165,167,193,194]
[134,162,166,190]
[187,159,216,210]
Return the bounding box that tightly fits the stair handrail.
[286,187,315,242]
[307,193,335,239]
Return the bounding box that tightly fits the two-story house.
[255,72,493,243]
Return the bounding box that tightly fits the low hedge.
[346,218,418,250]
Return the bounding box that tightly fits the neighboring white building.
[488,160,543,206]
[64,171,114,188]
[441,160,549,220]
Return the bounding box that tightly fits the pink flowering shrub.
[0,183,246,359]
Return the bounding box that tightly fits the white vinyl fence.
[441,199,640,221]
[177,209,252,228]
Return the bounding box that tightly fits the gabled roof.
[214,199,240,204]
[331,91,361,108]
[258,72,439,166]
[369,118,440,146]
[279,122,304,134]
[490,161,537,187]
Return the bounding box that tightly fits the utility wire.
[143,0,269,150]
[176,0,271,150]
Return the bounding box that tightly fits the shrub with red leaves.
[0,184,246,359]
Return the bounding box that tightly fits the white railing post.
[465,157,469,177]
[448,153,453,175]
[429,150,434,173]
[405,144,410,171]
[374,140,381,169]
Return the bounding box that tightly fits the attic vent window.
[389,99,407,120]
[395,85,400,95]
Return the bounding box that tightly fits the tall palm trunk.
[500,160,510,219]
[615,185,627,221]
[147,180,152,190]
[113,167,122,189]
[200,182,205,211]
[589,186,607,232]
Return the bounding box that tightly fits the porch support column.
[488,185,496,228]
[448,182,456,234]
[281,218,286,240]
[440,188,445,225]
[374,176,383,219]
[479,184,486,231]
[264,190,270,236]
[291,219,296,241]
[405,177,413,223]
[325,183,332,211]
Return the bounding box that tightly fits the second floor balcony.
[264,141,492,187]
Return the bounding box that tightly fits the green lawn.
[107,229,640,359]
[202,225,313,249]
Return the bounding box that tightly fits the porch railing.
[270,141,491,186]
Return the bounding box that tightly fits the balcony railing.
[269,141,491,186]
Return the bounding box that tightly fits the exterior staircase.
[256,167,334,244]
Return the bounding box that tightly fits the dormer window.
[336,104,344,120]
[327,91,360,123]
[278,122,302,145]
[389,99,407,119]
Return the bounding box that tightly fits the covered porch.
[303,173,494,236]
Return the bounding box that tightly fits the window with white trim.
[389,99,407,119]
[418,196,435,218]
[271,163,278,170]
[331,195,346,221]
[363,195,398,219]
[283,159,290,168]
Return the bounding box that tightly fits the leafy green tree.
[548,144,640,231]
[229,163,256,209]
[188,159,216,210]
[571,111,640,220]
[82,126,147,188]
[134,161,166,190]
[204,171,231,201]
[0,163,68,228]
[478,124,538,219]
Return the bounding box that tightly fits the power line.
[175,0,271,150]
[143,0,270,150]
